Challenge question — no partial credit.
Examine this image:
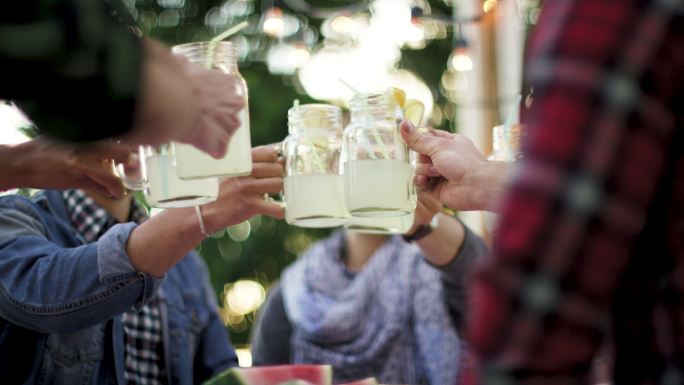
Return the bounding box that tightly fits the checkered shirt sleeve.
[466,1,684,384]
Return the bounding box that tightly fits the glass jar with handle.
[114,145,218,208]
[282,104,348,228]
[342,93,417,217]
[171,41,252,179]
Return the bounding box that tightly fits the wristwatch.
[402,223,433,243]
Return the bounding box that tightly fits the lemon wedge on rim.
[385,87,407,109]
[403,99,425,126]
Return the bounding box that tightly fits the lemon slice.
[310,135,329,148]
[385,87,406,109]
[403,99,425,126]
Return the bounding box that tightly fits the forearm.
[0,145,20,191]
[126,206,205,277]
[464,161,512,212]
[126,38,198,147]
[414,213,465,266]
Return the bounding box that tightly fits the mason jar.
[342,93,416,217]
[345,213,414,234]
[487,123,524,162]
[171,41,253,179]
[485,123,524,232]
[282,104,348,228]
[114,145,219,208]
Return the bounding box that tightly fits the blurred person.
[250,194,487,385]
[0,1,243,158]
[402,0,684,383]
[0,145,284,384]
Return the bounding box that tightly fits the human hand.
[131,39,244,158]
[177,61,245,158]
[201,145,285,232]
[400,121,510,212]
[0,138,131,197]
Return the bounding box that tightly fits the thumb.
[400,121,440,157]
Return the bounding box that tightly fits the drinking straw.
[338,79,391,160]
[294,100,327,174]
[205,21,249,69]
[161,147,170,199]
[504,94,522,128]
[503,94,522,157]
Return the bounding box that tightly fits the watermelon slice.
[203,365,332,385]
[335,378,378,385]
[276,381,317,385]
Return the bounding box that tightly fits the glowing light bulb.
[483,0,498,13]
[451,53,473,71]
[450,38,473,72]
[262,7,284,37]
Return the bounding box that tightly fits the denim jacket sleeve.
[192,255,238,383]
[0,199,164,334]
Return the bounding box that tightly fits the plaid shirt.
[62,190,166,385]
[467,1,684,384]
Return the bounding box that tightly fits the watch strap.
[402,223,433,243]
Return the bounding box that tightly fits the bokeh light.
[450,49,473,72]
[235,346,253,367]
[261,7,284,37]
[330,15,355,35]
[223,280,266,316]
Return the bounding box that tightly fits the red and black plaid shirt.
[466,1,684,384]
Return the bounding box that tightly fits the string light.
[483,0,498,13]
[410,5,424,25]
[261,7,285,37]
[450,38,473,72]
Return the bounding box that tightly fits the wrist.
[403,223,433,243]
[196,202,223,236]
[416,214,465,266]
[467,161,511,212]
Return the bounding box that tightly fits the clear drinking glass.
[115,145,218,208]
[282,104,348,228]
[342,93,417,217]
[344,213,414,234]
[171,41,253,179]
[487,123,524,162]
[485,123,524,232]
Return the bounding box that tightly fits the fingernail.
[213,144,227,159]
[126,155,136,167]
[401,121,415,134]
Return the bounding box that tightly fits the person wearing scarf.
[251,206,487,385]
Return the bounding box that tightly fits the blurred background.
[0,0,543,366]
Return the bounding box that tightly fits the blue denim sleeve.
[98,223,165,307]
[191,254,239,382]
[0,204,164,334]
